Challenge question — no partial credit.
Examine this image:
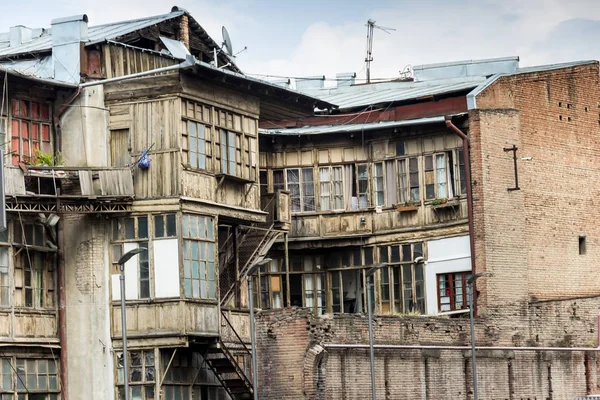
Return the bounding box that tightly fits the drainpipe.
[57,215,68,400]
[445,117,477,313]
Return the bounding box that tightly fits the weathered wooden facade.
[258,117,472,317]
[0,7,326,400]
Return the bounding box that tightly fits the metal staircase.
[205,312,255,399]
[219,224,282,307]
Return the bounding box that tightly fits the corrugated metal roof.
[260,115,466,136]
[0,11,184,57]
[304,78,485,111]
[0,65,77,88]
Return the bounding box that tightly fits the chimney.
[9,26,33,47]
[336,72,356,87]
[295,76,325,92]
[171,7,190,49]
[51,14,88,84]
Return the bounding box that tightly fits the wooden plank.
[103,44,113,79]
[79,170,94,195]
[4,167,25,195]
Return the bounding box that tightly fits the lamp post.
[247,258,272,400]
[365,262,388,400]
[117,247,147,400]
[467,271,491,400]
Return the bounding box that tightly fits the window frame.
[182,214,216,301]
[437,271,472,313]
[10,99,52,165]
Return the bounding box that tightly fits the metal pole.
[120,263,130,400]
[248,276,259,400]
[468,282,478,400]
[367,274,376,400]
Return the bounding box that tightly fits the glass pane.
[182,215,189,237]
[166,214,176,237]
[207,218,214,240]
[154,216,164,238]
[138,217,148,239]
[125,218,135,239]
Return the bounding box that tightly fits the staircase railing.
[219,311,254,392]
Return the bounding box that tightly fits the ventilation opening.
[579,236,586,255]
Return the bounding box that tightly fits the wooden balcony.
[4,165,134,213]
[288,198,468,239]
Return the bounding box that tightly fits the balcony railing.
[4,165,134,213]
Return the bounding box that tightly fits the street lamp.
[467,271,491,400]
[247,257,272,400]
[117,247,147,400]
[365,262,388,400]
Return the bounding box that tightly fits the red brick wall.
[472,62,600,304]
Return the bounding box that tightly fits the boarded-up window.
[110,129,130,167]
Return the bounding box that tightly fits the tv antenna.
[365,19,395,84]
[213,26,247,69]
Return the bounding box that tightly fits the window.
[154,214,176,238]
[0,358,60,400]
[319,168,331,211]
[116,350,155,400]
[284,168,315,213]
[10,99,52,165]
[357,164,369,208]
[112,216,151,300]
[327,247,370,314]
[273,170,284,192]
[187,121,208,169]
[220,129,239,176]
[319,166,344,211]
[13,223,55,308]
[437,272,472,312]
[182,215,216,300]
[182,100,257,181]
[424,153,450,200]
[398,157,420,203]
[254,260,283,310]
[378,242,425,314]
[373,162,384,206]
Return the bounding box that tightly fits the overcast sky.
[2,0,600,84]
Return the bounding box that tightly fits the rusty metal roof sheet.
[260,114,467,136]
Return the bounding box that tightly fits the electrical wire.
[246,72,405,82]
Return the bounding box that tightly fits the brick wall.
[472,62,600,303]
[255,307,597,399]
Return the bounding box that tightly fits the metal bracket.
[503,145,520,191]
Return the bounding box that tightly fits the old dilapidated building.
[253,58,600,399]
[0,7,330,400]
[2,6,600,400]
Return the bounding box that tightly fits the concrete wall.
[60,86,109,167]
[62,214,114,400]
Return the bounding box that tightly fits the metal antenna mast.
[365,19,395,84]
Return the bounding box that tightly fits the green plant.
[32,149,63,166]
[403,201,419,207]
[430,198,448,206]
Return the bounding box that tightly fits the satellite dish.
[222,26,233,55]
